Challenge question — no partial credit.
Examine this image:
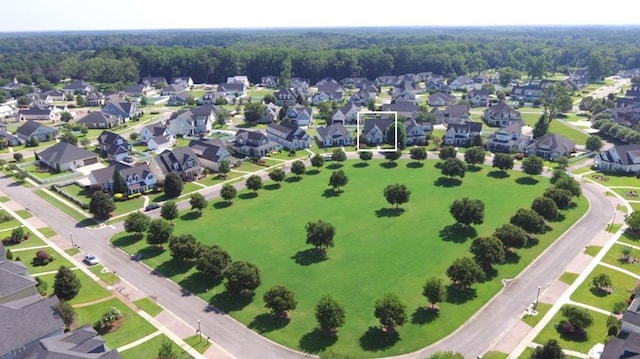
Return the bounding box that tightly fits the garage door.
[83,157,98,166]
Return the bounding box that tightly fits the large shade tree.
[124,211,151,237]
[383,183,411,209]
[163,172,184,198]
[263,285,297,318]
[315,294,346,334]
[89,191,115,220]
[223,261,262,296]
[305,220,336,253]
[470,236,505,269]
[374,292,407,333]
[147,218,174,247]
[449,197,485,227]
[197,245,232,279]
[446,257,485,289]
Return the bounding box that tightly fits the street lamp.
[69,232,74,248]
[197,320,201,342]
[535,286,541,310]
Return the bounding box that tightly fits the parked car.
[84,254,99,265]
[130,253,142,261]
[145,203,160,211]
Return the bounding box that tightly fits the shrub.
[100,307,123,328]
[35,276,48,295]
[34,250,54,266]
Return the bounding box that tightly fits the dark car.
[130,253,142,261]
[145,203,160,211]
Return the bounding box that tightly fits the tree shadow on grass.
[178,271,221,295]
[306,169,320,175]
[213,201,232,209]
[263,183,280,191]
[433,177,462,187]
[111,233,142,248]
[379,162,398,169]
[239,192,258,200]
[516,177,539,185]
[248,313,291,333]
[326,163,343,170]
[137,245,165,260]
[411,307,440,325]
[180,211,201,221]
[589,287,612,298]
[374,207,405,218]
[439,224,476,243]
[322,188,341,198]
[467,166,482,173]
[209,291,254,313]
[299,328,338,354]
[353,162,369,168]
[291,248,328,266]
[482,266,498,282]
[524,237,540,248]
[505,251,521,264]
[156,257,195,278]
[359,327,400,352]
[285,176,302,183]
[445,284,477,305]
[487,170,510,179]
[406,162,424,168]
[549,213,566,222]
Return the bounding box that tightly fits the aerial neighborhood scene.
[3,2,640,359]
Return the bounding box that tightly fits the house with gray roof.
[483,101,523,127]
[600,331,640,359]
[266,123,313,150]
[331,103,361,125]
[16,107,55,122]
[596,144,640,173]
[428,92,457,107]
[167,91,194,106]
[161,84,188,96]
[232,129,281,157]
[285,106,313,127]
[216,83,247,100]
[381,103,420,120]
[316,123,354,148]
[149,147,203,182]
[62,80,95,96]
[37,141,99,171]
[188,138,232,172]
[77,111,122,129]
[526,133,575,160]
[449,75,475,91]
[15,121,58,144]
[0,250,37,305]
[258,103,281,124]
[167,105,215,136]
[171,76,193,88]
[15,324,120,359]
[274,88,297,107]
[140,124,172,143]
[430,104,470,125]
[98,131,132,162]
[467,88,491,107]
[486,124,530,153]
[89,163,156,195]
[260,75,279,88]
[362,119,394,146]
[444,122,483,147]
[102,99,139,121]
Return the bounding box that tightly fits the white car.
[83,254,99,265]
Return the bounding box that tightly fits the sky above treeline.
[2,0,638,33]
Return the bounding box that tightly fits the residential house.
[511,81,546,102]
[331,103,361,125]
[102,99,139,121]
[188,138,232,172]
[2,78,26,92]
[311,82,344,105]
[347,87,377,106]
[62,80,95,95]
[97,131,132,162]
[362,119,394,146]
[599,331,640,359]
[316,123,354,147]
[381,103,420,121]
[404,118,430,146]
[85,92,106,107]
[595,144,640,173]
[16,107,55,121]
[444,122,483,147]
[621,288,640,334]
[0,130,22,147]
[232,129,281,157]
[266,123,313,150]
[341,77,367,88]
[448,75,475,91]
[486,124,531,153]
[467,88,491,107]
[167,105,215,136]
[227,76,249,87]
[167,92,194,106]
[430,104,470,125]
[89,162,156,195]
[217,83,247,100]
[142,76,168,87]
[37,141,99,171]
[15,121,58,144]
[285,106,313,127]
[394,80,423,96]
[258,103,281,124]
[392,90,416,104]
[0,105,17,119]
[41,89,66,102]
[274,88,297,107]
[147,135,173,152]
[483,101,524,127]
[15,325,121,359]
[161,84,188,96]
[260,75,279,88]
[149,147,203,181]
[428,92,457,107]
[140,124,172,143]
[76,111,122,129]
[0,247,37,305]
[375,76,399,87]
[526,133,575,160]
[171,76,193,88]
[197,91,222,105]
[291,77,311,88]
[123,83,154,98]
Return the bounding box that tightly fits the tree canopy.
[315,294,346,334]
[163,173,183,198]
[449,197,485,227]
[383,183,411,209]
[305,220,336,251]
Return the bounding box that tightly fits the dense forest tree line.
[1,27,640,90]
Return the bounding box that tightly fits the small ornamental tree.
[315,294,346,335]
[197,245,232,279]
[311,153,325,170]
[13,153,23,162]
[268,168,286,187]
[492,152,514,173]
[560,305,593,336]
[493,223,529,252]
[422,276,446,309]
[112,170,127,195]
[464,146,485,168]
[163,172,184,198]
[328,170,348,192]
[446,257,485,289]
[160,201,179,224]
[223,261,262,297]
[158,338,179,359]
[530,339,566,359]
[53,265,81,301]
[510,208,547,234]
[470,236,505,269]
[521,155,544,177]
[89,191,115,220]
[359,151,373,164]
[220,183,237,204]
[383,183,411,209]
[331,149,346,165]
[189,193,208,213]
[168,234,202,263]
[531,196,559,220]
[124,211,151,237]
[449,197,485,228]
[146,218,174,247]
[291,160,306,177]
[438,146,457,160]
[384,149,402,163]
[591,273,613,293]
[585,135,603,153]
[245,175,263,195]
[263,285,297,318]
[374,293,407,333]
[441,158,467,179]
[55,300,76,329]
[305,220,335,253]
[410,147,428,163]
[218,159,231,178]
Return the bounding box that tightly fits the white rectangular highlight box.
[356,111,398,152]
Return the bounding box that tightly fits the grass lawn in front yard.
[602,243,640,277]
[559,272,579,285]
[584,245,602,257]
[522,302,553,328]
[74,297,157,349]
[110,158,587,357]
[533,306,609,354]
[183,335,211,354]
[35,189,91,224]
[586,172,640,187]
[482,351,508,359]
[570,264,638,313]
[15,247,75,274]
[0,210,21,230]
[133,297,163,317]
[36,269,111,305]
[88,264,121,286]
[119,334,189,359]
[14,209,33,219]
[37,227,57,238]
[1,232,45,249]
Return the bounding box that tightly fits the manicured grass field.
[0,210,21,230]
[1,232,45,249]
[37,269,111,304]
[37,227,57,238]
[602,243,640,277]
[119,334,188,359]
[183,335,211,354]
[111,159,587,357]
[89,264,121,286]
[521,302,553,328]
[559,272,579,285]
[35,189,91,223]
[586,172,640,187]
[133,297,163,317]
[533,306,609,353]
[15,247,75,274]
[570,265,637,312]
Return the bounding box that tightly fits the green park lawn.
[570,265,637,312]
[533,306,609,353]
[110,158,587,357]
[74,297,157,349]
[37,269,111,305]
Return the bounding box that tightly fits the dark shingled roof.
[15,324,121,359]
[0,260,36,299]
[37,141,97,164]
